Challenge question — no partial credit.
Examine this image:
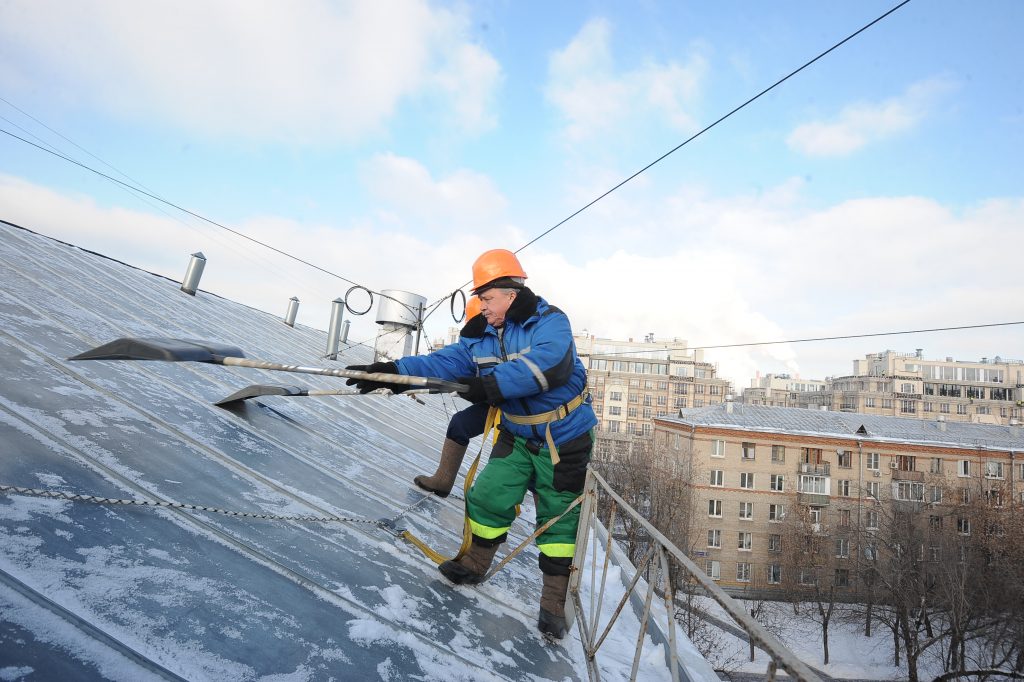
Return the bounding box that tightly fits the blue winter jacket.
[396,288,597,446]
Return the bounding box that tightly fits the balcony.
[798,492,831,507]
[798,462,831,476]
[891,469,924,482]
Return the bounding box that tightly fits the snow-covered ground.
[695,596,947,680]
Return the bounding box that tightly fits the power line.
[0,126,419,314]
[424,0,913,309]
[512,0,912,256]
[580,321,1024,357]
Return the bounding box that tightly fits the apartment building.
[791,350,1024,425]
[741,373,827,407]
[653,403,1024,595]
[574,333,732,445]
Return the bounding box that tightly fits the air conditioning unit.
[873,470,881,477]
[889,461,898,469]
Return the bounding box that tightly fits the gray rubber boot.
[414,438,467,497]
[538,573,570,639]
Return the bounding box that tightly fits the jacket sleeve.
[481,310,578,402]
[394,341,476,382]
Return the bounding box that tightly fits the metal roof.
[662,403,1024,452]
[0,219,669,680]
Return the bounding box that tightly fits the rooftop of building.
[658,402,1024,452]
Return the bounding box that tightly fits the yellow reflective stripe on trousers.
[468,518,510,540]
[537,542,576,558]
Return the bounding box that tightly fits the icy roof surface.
[664,403,1024,451]
[0,220,686,680]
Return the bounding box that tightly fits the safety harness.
[498,391,589,465]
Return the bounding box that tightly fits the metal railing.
[568,469,823,682]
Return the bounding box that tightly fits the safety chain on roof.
[0,484,387,526]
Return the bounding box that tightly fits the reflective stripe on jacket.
[396,289,596,446]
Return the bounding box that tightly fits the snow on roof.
[661,403,1024,452]
[0,220,686,680]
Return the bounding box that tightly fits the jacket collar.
[505,286,538,324]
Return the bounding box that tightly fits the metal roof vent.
[937,415,947,432]
[284,297,299,327]
[374,289,426,362]
[340,319,350,344]
[180,252,206,295]
[325,298,345,360]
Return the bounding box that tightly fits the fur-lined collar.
[459,287,539,338]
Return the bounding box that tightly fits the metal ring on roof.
[344,285,373,316]
[449,289,467,324]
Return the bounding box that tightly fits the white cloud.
[3,173,1021,390]
[787,76,958,157]
[545,18,707,142]
[0,0,501,143]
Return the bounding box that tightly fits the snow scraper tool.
[69,338,468,393]
[213,384,430,407]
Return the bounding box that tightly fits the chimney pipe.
[340,320,351,344]
[180,252,206,296]
[374,289,426,362]
[284,297,299,327]
[325,297,345,360]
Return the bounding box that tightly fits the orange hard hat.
[465,295,482,320]
[472,249,527,292]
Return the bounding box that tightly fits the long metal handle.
[215,356,467,392]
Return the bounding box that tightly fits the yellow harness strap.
[497,392,588,466]
[401,406,499,565]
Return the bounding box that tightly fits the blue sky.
[1,0,1022,387]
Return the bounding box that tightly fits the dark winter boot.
[414,438,467,497]
[538,573,570,639]
[439,539,500,585]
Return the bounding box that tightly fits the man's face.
[479,289,516,327]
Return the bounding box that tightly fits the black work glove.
[457,376,489,404]
[345,361,406,394]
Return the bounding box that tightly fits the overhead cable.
[581,321,1024,356]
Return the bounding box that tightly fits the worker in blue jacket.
[346,248,596,639]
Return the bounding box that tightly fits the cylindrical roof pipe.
[284,297,299,327]
[180,252,206,296]
[325,297,345,360]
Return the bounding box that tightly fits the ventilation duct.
[325,298,345,360]
[374,290,426,362]
[284,297,299,327]
[180,252,206,296]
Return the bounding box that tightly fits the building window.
[958,460,971,477]
[674,398,687,408]
[866,511,879,529]
[882,399,893,409]
[865,481,879,500]
[740,473,755,489]
[864,543,878,561]
[693,399,704,407]
[941,403,950,414]
[707,529,721,548]
[835,538,850,558]
[770,474,785,492]
[609,391,622,401]
[929,515,943,531]
[709,470,724,487]
[708,500,722,517]
[657,395,667,406]
[800,475,828,495]
[834,569,850,588]
[799,569,816,586]
[985,461,1004,479]
[837,450,851,468]
[923,402,934,412]
[642,423,652,436]
[866,452,880,470]
[1018,463,1024,480]
[901,400,917,414]
[895,481,924,501]
[609,406,622,416]
[643,395,652,407]
[957,404,968,415]
[768,534,781,552]
[957,517,971,535]
[865,397,876,408]
[643,407,652,419]
[711,439,725,458]
[929,486,942,503]
[767,564,782,584]
[837,479,850,497]
[739,502,753,520]
[736,562,751,582]
[838,509,851,527]
[738,532,752,551]
[768,504,785,522]
[741,442,756,460]
[895,455,916,472]
[930,458,943,474]
[985,489,1004,507]
[771,445,785,463]
[608,421,620,433]
[705,560,720,580]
